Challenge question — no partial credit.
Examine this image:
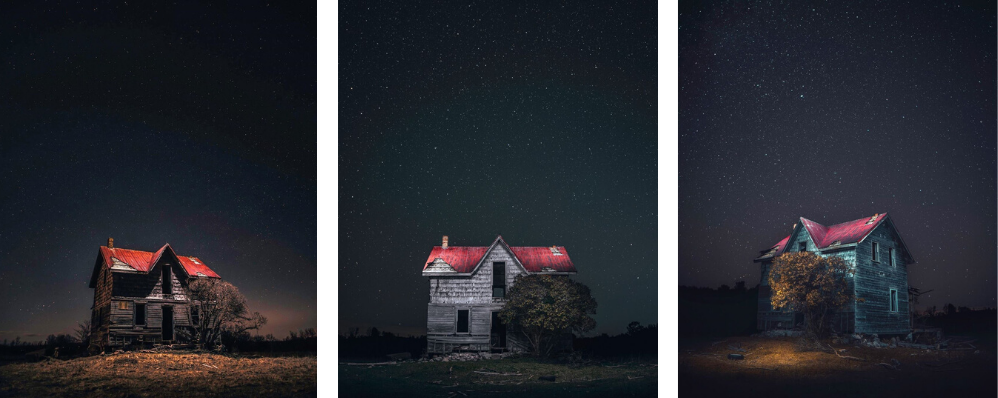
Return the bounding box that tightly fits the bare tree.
[186,278,267,350]
[75,320,92,349]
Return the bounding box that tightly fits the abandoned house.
[422,235,577,355]
[755,213,915,335]
[88,238,221,351]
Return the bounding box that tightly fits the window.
[872,242,880,262]
[457,309,469,333]
[191,307,200,326]
[135,303,146,325]
[889,289,898,312]
[163,264,172,294]
[798,242,807,252]
[888,248,895,267]
[118,301,129,310]
[493,262,505,298]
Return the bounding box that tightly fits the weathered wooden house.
[755,213,915,335]
[88,238,221,351]
[422,235,577,355]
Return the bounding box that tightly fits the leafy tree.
[186,278,267,350]
[769,251,853,341]
[498,274,597,357]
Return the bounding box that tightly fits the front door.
[490,312,506,351]
[162,306,174,341]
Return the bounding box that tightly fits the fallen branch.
[202,364,218,369]
[342,361,397,366]
[827,344,865,361]
[474,371,523,376]
[627,376,644,380]
[442,383,461,388]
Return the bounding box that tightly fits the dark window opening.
[798,242,807,252]
[135,304,146,325]
[872,242,880,262]
[493,262,505,298]
[888,248,895,267]
[191,307,200,326]
[163,264,172,294]
[457,309,469,333]
[890,289,898,312]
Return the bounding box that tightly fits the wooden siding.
[90,265,113,349]
[428,245,525,305]
[854,221,910,335]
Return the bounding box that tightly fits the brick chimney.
[442,235,449,249]
[107,237,114,248]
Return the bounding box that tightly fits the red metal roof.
[758,213,889,261]
[422,236,577,273]
[98,244,221,278]
[801,213,887,249]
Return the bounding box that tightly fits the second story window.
[798,242,807,252]
[888,248,895,267]
[872,242,880,263]
[493,262,505,298]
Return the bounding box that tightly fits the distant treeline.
[338,323,658,360]
[678,282,759,340]
[678,281,997,340]
[0,328,317,357]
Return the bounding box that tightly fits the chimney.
[442,235,449,249]
[108,237,114,249]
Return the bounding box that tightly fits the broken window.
[798,242,807,252]
[163,264,172,294]
[493,262,505,298]
[888,248,895,267]
[889,289,898,312]
[191,306,200,326]
[135,303,146,325]
[872,242,879,262]
[457,309,469,333]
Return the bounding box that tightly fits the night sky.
[0,2,316,342]
[339,1,657,336]
[679,1,996,310]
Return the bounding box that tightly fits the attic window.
[549,246,562,255]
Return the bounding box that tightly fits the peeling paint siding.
[854,222,909,334]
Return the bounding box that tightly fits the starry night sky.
[339,1,657,336]
[679,1,996,310]
[0,2,316,342]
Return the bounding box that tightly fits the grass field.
[679,336,996,397]
[339,357,658,398]
[0,352,316,397]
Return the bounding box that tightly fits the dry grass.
[0,352,316,398]
[680,336,996,397]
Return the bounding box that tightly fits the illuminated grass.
[0,352,316,397]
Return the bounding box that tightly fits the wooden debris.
[627,375,644,380]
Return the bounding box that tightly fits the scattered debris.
[386,352,412,361]
[827,344,865,361]
[727,354,744,360]
[473,370,523,376]
[627,375,644,380]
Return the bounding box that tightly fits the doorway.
[162,306,174,341]
[490,312,506,352]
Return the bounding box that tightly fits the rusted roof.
[422,236,577,273]
[98,243,221,278]
[756,213,894,261]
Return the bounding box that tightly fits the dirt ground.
[679,336,996,397]
[339,357,658,398]
[0,352,316,398]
